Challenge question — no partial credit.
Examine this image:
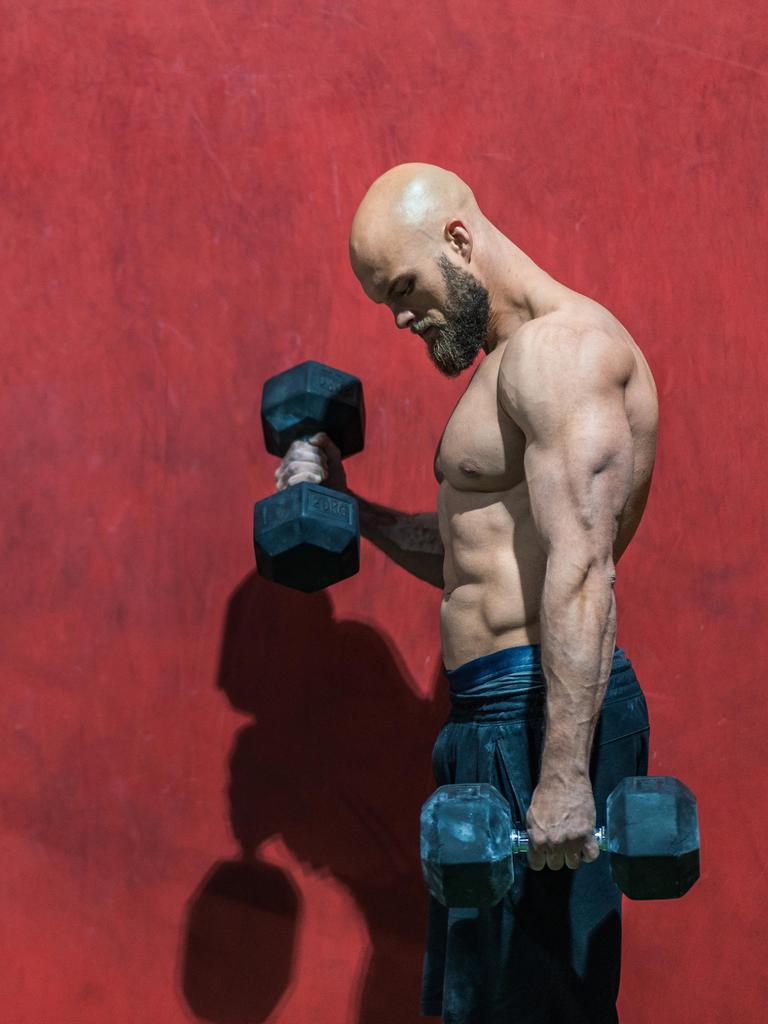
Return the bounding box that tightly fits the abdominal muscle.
[437,482,548,670]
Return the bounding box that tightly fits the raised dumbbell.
[253,360,365,593]
[421,776,700,907]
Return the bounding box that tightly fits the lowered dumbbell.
[421,776,700,907]
[253,360,365,593]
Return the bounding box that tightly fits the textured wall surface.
[2,1,766,1021]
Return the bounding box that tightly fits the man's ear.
[444,219,472,261]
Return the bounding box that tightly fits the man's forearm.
[538,561,617,783]
[347,490,444,589]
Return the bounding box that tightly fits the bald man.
[276,164,657,1023]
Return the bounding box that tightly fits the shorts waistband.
[444,644,633,696]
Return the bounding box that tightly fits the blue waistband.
[443,643,632,695]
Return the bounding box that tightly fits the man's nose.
[395,309,415,330]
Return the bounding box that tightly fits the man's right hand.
[274,432,348,493]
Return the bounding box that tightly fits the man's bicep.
[523,394,634,568]
[501,329,635,570]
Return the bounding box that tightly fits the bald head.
[349,163,481,283]
[348,164,495,378]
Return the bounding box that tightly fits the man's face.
[415,255,491,377]
[355,246,491,378]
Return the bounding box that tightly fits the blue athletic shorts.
[421,644,650,1023]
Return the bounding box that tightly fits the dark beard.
[425,255,491,377]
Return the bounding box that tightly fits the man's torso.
[434,292,658,669]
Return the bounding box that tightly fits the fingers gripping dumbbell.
[420,777,700,907]
[253,361,365,592]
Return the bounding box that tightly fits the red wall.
[3,1,766,1021]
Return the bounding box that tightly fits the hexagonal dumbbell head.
[606,776,700,900]
[253,483,359,592]
[261,361,365,458]
[420,784,514,908]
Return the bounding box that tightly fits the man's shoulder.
[501,312,626,369]
[498,314,633,420]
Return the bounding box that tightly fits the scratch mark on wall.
[189,104,243,204]
[524,10,768,79]
[192,0,228,52]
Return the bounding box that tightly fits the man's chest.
[434,357,527,493]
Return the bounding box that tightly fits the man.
[275,164,657,1023]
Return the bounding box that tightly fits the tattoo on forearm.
[355,497,444,555]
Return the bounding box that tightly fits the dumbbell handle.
[510,825,607,854]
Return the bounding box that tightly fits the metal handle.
[510,825,607,854]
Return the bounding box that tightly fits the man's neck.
[479,234,572,354]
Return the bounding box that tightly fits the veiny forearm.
[538,562,617,783]
[347,490,445,589]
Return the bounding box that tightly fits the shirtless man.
[275,164,658,1023]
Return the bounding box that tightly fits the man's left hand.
[525,776,600,871]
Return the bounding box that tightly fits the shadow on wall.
[179,570,449,1024]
